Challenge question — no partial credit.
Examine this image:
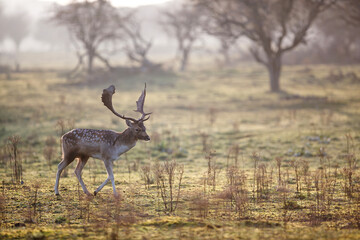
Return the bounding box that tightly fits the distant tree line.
[0,6,30,71]
[284,0,360,65]
[0,0,359,91]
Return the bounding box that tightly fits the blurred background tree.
[0,9,30,71]
[337,0,360,27]
[0,6,6,46]
[6,12,30,58]
[161,3,205,72]
[197,0,333,92]
[51,0,130,74]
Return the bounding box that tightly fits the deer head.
[102,84,151,141]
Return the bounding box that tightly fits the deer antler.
[102,85,137,122]
[134,83,152,121]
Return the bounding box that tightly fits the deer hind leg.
[75,156,91,196]
[54,151,76,195]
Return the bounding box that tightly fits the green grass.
[0,64,360,239]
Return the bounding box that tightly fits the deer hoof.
[93,191,97,196]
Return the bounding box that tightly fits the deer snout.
[139,132,150,141]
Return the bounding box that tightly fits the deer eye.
[135,129,140,132]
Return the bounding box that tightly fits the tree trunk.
[15,42,20,73]
[87,49,95,74]
[220,40,231,66]
[223,51,230,66]
[267,54,282,92]
[94,52,113,71]
[179,48,190,72]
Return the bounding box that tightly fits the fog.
[0,0,173,52]
[0,0,359,70]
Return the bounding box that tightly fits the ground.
[0,64,360,239]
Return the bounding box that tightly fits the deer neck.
[114,128,137,148]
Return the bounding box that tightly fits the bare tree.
[198,0,332,92]
[200,4,242,66]
[0,6,10,77]
[336,0,360,27]
[51,0,129,74]
[161,4,204,72]
[315,7,360,64]
[216,35,239,66]
[123,18,161,71]
[0,6,6,45]
[5,12,30,54]
[5,12,30,71]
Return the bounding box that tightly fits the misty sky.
[41,0,171,7]
[0,0,174,52]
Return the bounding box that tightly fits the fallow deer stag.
[54,84,151,196]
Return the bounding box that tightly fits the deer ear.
[126,119,133,127]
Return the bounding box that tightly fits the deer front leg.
[94,177,109,196]
[105,160,118,196]
[94,159,118,196]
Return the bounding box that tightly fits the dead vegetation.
[0,65,360,239]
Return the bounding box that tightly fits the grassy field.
[0,64,360,239]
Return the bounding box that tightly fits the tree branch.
[249,47,268,66]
